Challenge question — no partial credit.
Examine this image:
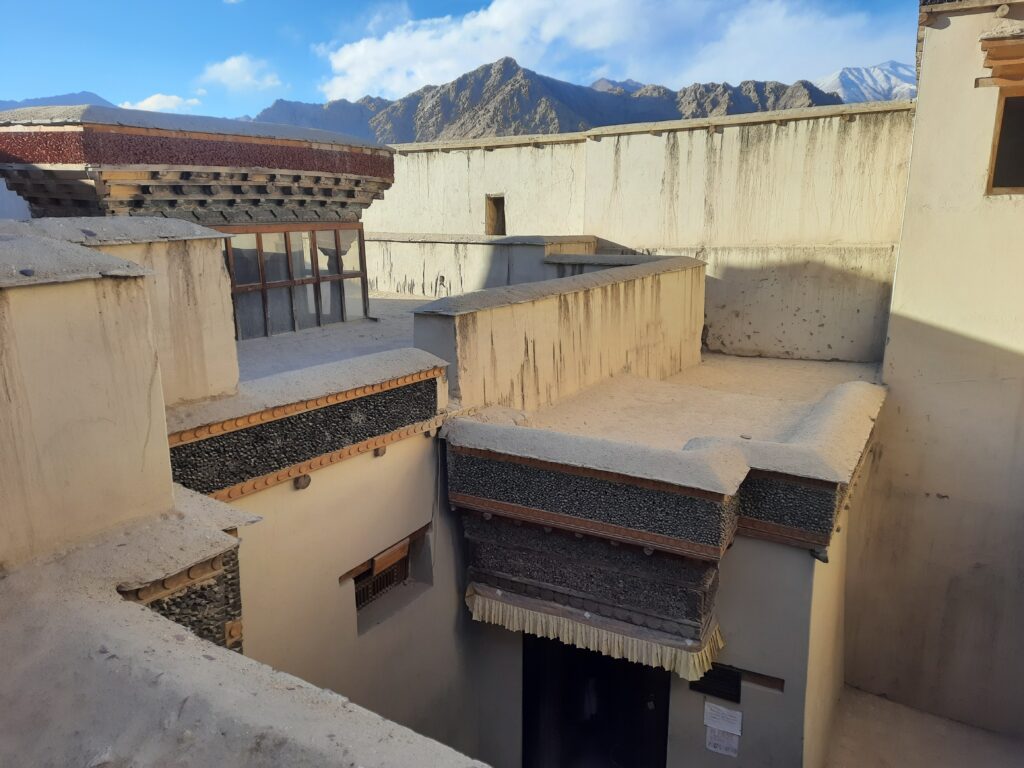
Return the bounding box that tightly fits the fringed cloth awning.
[466,583,724,680]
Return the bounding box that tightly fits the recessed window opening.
[485,194,506,236]
[220,223,371,340]
[343,525,432,613]
[990,94,1024,191]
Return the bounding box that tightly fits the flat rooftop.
[236,293,428,381]
[526,354,879,450]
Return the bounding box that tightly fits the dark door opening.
[485,194,506,235]
[523,635,670,768]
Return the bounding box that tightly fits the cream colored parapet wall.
[0,218,239,406]
[414,258,705,410]
[363,102,914,251]
[0,235,173,567]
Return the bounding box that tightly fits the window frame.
[216,221,372,339]
[987,85,1024,196]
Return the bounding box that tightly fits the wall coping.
[365,232,597,246]
[415,257,703,316]
[391,101,915,155]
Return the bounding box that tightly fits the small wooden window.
[990,92,1024,192]
[341,527,430,613]
[485,194,506,235]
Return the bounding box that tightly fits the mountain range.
[255,58,847,143]
[814,61,916,103]
[0,91,114,111]
[0,59,916,144]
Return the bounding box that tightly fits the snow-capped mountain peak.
[814,61,916,103]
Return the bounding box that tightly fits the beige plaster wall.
[93,238,238,406]
[234,435,496,760]
[365,106,912,362]
[0,278,173,567]
[846,6,1024,736]
[414,261,705,410]
[668,245,896,363]
[365,141,586,236]
[803,506,849,768]
[365,106,912,249]
[667,536,815,767]
[365,238,554,297]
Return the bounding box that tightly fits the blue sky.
[0,0,918,117]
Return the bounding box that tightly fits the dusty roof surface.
[0,233,148,288]
[0,104,389,150]
[0,491,483,768]
[416,257,704,316]
[465,354,884,486]
[167,346,446,434]
[445,416,750,496]
[0,217,223,246]
[236,294,429,380]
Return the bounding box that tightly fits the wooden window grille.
[354,555,410,610]
[216,222,372,340]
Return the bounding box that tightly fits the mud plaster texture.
[235,295,429,381]
[0,484,483,767]
[172,379,437,494]
[168,346,444,433]
[463,514,717,639]
[448,449,738,551]
[0,216,222,246]
[450,353,884,545]
[0,232,147,288]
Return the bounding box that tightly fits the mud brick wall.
[463,514,718,640]
[448,449,737,556]
[171,380,437,495]
[148,547,243,652]
[739,474,844,543]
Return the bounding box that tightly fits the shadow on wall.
[704,252,894,363]
[0,180,30,220]
[846,313,1024,736]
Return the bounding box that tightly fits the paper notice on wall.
[706,726,740,757]
[704,701,743,735]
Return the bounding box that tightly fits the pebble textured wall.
[463,514,717,640]
[739,475,843,542]
[172,380,437,494]
[448,450,737,556]
[148,547,243,652]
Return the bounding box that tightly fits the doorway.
[523,634,670,768]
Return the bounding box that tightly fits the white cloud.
[678,1,914,86]
[200,54,281,92]
[224,0,243,4]
[119,93,201,112]
[315,0,913,101]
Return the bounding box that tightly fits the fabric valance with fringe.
[466,582,724,680]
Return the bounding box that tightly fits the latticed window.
[217,222,371,340]
[354,555,410,610]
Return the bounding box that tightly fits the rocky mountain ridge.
[257,58,843,144]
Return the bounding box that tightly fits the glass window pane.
[234,291,265,339]
[267,287,293,335]
[290,232,314,279]
[315,231,340,276]
[338,230,358,273]
[344,278,367,318]
[231,234,260,285]
[320,280,344,325]
[262,233,290,283]
[293,285,318,330]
